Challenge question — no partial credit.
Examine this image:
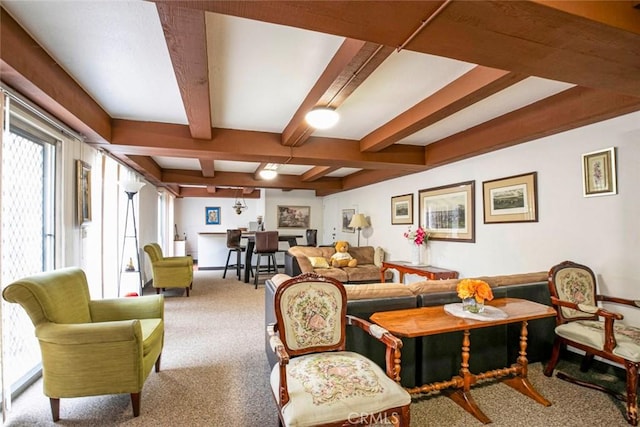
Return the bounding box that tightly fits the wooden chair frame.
[268,273,410,426]
[544,260,640,426]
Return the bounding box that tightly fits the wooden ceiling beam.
[109,120,427,171]
[156,3,212,140]
[0,7,111,143]
[360,66,527,152]
[179,187,261,198]
[161,0,640,97]
[199,159,215,177]
[206,186,217,193]
[301,166,340,182]
[425,86,640,167]
[282,39,394,147]
[163,169,342,192]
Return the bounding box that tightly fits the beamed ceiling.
[1,1,639,197]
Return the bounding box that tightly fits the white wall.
[323,111,640,322]
[174,189,322,266]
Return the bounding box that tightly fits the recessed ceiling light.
[305,107,339,129]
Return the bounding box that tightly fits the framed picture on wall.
[342,208,355,233]
[76,160,92,225]
[582,147,617,197]
[418,181,475,242]
[482,172,538,223]
[205,206,221,225]
[277,205,310,228]
[391,193,413,225]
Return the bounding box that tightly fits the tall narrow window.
[1,104,57,399]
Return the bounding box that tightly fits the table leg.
[244,240,255,283]
[444,329,492,424]
[379,266,388,283]
[502,320,552,406]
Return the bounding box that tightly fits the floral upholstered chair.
[544,260,640,426]
[267,273,411,427]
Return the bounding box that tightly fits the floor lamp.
[118,181,145,297]
[348,213,369,247]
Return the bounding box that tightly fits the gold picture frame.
[582,147,617,197]
[391,193,413,225]
[418,181,475,242]
[483,172,538,224]
[76,160,92,225]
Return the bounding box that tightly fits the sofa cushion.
[474,272,547,287]
[343,265,386,283]
[348,246,375,265]
[345,283,414,300]
[308,256,330,269]
[407,279,460,295]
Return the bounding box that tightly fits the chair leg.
[156,288,160,295]
[272,254,278,273]
[543,338,562,377]
[131,392,141,417]
[50,398,60,422]
[236,250,242,280]
[625,361,639,426]
[580,353,595,372]
[254,255,261,287]
[155,353,162,372]
[185,286,190,297]
[223,250,233,278]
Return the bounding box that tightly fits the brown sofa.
[285,245,393,283]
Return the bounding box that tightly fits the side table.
[380,261,459,283]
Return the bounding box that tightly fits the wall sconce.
[348,213,369,247]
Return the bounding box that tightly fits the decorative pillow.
[374,247,385,267]
[307,256,330,269]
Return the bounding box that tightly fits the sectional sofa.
[285,245,393,283]
[265,271,555,388]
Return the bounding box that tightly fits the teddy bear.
[329,241,358,268]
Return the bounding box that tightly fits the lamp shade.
[305,107,339,129]
[120,181,145,194]
[348,213,369,229]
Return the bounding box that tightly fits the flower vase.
[462,297,485,314]
[411,244,421,265]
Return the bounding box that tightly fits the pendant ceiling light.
[305,107,339,129]
[233,188,248,215]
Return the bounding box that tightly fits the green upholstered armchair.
[144,243,193,297]
[2,267,164,421]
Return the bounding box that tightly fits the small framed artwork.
[582,147,617,197]
[277,205,310,228]
[391,193,413,225]
[341,208,355,233]
[76,160,92,225]
[205,206,221,225]
[418,181,475,242]
[483,172,538,224]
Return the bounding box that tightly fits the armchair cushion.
[270,351,411,426]
[556,320,640,362]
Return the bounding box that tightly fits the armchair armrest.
[597,294,640,308]
[154,259,193,268]
[90,295,164,322]
[36,320,143,345]
[347,314,403,382]
[551,296,623,352]
[267,323,291,406]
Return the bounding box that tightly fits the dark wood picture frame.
[277,205,311,228]
[391,193,413,225]
[418,180,475,242]
[483,172,538,224]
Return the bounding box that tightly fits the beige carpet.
[4,271,631,426]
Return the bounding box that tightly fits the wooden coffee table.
[370,298,556,424]
[379,261,459,283]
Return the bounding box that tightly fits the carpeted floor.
[4,271,632,426]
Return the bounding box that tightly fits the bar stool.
[254,231,278,289]
[223,229,245,280]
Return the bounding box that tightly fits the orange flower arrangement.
[456,279,494,304]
